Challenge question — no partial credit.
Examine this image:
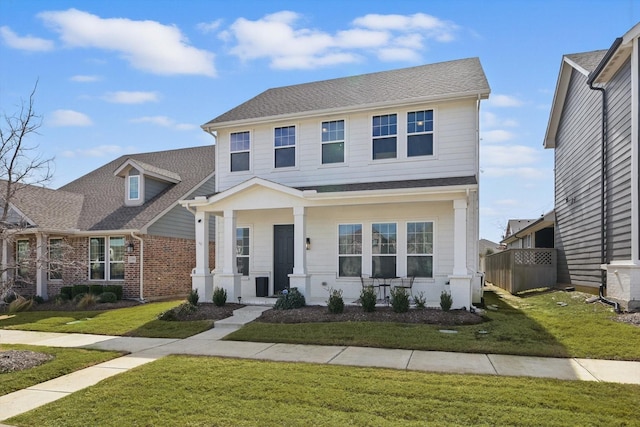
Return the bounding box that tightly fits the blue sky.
[1,0,639,243]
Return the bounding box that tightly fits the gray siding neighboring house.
[545,23,640,309]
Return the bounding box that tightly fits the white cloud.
[130,116,196,131]
[48,109,93,127]
[61,145,134,158]
[481,129,516,143]
[482,144,538,167]
[197,19,223,34]
[102,91,159,104]
[486,94,524,107]
[222,11,459,70]
[70,75,101,82]
[38,8,216,76]
[0,26,54,51]
[481,111,518,129]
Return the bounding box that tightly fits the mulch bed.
[0,350,54,373]
[172,303,243,321]
[256,305,484,326]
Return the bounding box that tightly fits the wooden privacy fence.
[485,249,557,294]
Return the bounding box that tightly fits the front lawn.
[7,356,639,426]
[227,288,640,360]
[0,344,122,396]
[0,300,214,338]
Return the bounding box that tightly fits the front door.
[273,224,294,294]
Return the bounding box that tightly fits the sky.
[1,0,639,243]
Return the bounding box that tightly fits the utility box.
[256,277,269,297]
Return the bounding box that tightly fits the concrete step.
[213,305,271,329]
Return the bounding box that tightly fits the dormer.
[114,159,181,206]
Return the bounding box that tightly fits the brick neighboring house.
[1,146,215,301]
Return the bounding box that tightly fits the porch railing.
[485,249,557,294]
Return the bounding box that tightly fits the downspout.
[587,39,622,313]
[130,231,145,302]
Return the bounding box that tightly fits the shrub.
[3,291,18,304]
[273,287,306,310]
[32,295,45,305]
[359,286,377,313]
[76,293,98,309]
[103,285,123,300]
[327,288,344,314]
[440,291,453,312]
[390,287,410,313]
[212,287,227,307]
[60,286,73,300]
[54,293,69,305]
[72,285,90,298]
[8,296,34,314]
[187,288,199,306]
[98,292,117,303]
[157,302,196,321]
[89,284,104,296]
[413,291,427,309]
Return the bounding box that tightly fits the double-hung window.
[48,238,63,280]
[16,240,29,280]
[321,120,344,164]
[128,175,140,200]
[230,131,250,172]
[274,126,296,168]
[89,237,125,280]
[236,227,250,276]
[338,224,362,277]
[372,114,397,159]
[407,110,434,157]
[407,222,433,277]
[372,223,397,277]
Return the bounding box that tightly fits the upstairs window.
[407,110,434,157]
[321,120,344,164]
[236,227,250,276]
[274,126,296,168]
[128,175,140,200]
[230,131,250,172]
[372,223,397,278]
[372,114,397,159]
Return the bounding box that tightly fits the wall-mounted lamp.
[127,242,135,253]
[306,237,311,250]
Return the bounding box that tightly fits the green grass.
[7,356,640,427]
[0,300,213,338]
[227,289,640,360]
[0,344,122,396]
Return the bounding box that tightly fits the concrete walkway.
[1,305,640,423]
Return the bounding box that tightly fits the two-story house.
[544,23,640,310]
[181,58,490,309]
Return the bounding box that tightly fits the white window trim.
[230,130,252,173]
[406,109,436,158]
[320,119,347,166]
[337,223,363,278]
[48,237,63,281]
[88,236,125,281]
[16,239,30,279]
[273,124,298,170]
[128,175,140,201]
[371,112,399,162]
[371,221,398,278]
[405,220,435,278]
[236,226,251,276]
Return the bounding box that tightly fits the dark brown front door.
[273,224,294,294]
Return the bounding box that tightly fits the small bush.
[413,291,427,309]
[89,284,104,296]
[32,295,45,305]
[390,287,410,313]
[212,287,227,307]
[327,288,344,314]
[359,286,377,313]
[273,287,306,310]
[103,285,123,300]
[157,302,196,321]
[8,296,34,314]
[3,291,18,304]
[54,293,69,305]
[60,286,73,300]
[98,292,117,303]
[440,291,453,312]
[76,293,98,309]
[187,289,199,306]
[72,285,90,298]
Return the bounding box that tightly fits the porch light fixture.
[127,241,135,253]
[306,237,311,250]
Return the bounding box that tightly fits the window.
[230,131,250,172]
[16,240,29,279]
[372,223,397,277]
[407,110,434,157]
[89,237,125,280]
[236,227,249,276]
[48,238,63,280]
[372,114,397,159]
[407,222,433,277]
[338,224,362,277]
[274,126,296,168]
[128,175,140,200]
[321,120,344,164]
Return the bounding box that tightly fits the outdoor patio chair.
[394,276,415,297]
[360,275,380,296]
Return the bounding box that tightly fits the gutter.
[130,231,145,302]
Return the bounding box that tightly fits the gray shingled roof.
[0,181,84,230]
[296,176,476,193]
[119,159,182,182]
[205,57,490,126]
[58,146,214,231]
[565,50,608,74]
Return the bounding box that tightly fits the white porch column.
[290,206,310,297]
[449,199,472,309]
[36,234,48,299]
[218,209,241,300]
[191,210,213,301]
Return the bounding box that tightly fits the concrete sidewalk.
[2,305,640,423]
